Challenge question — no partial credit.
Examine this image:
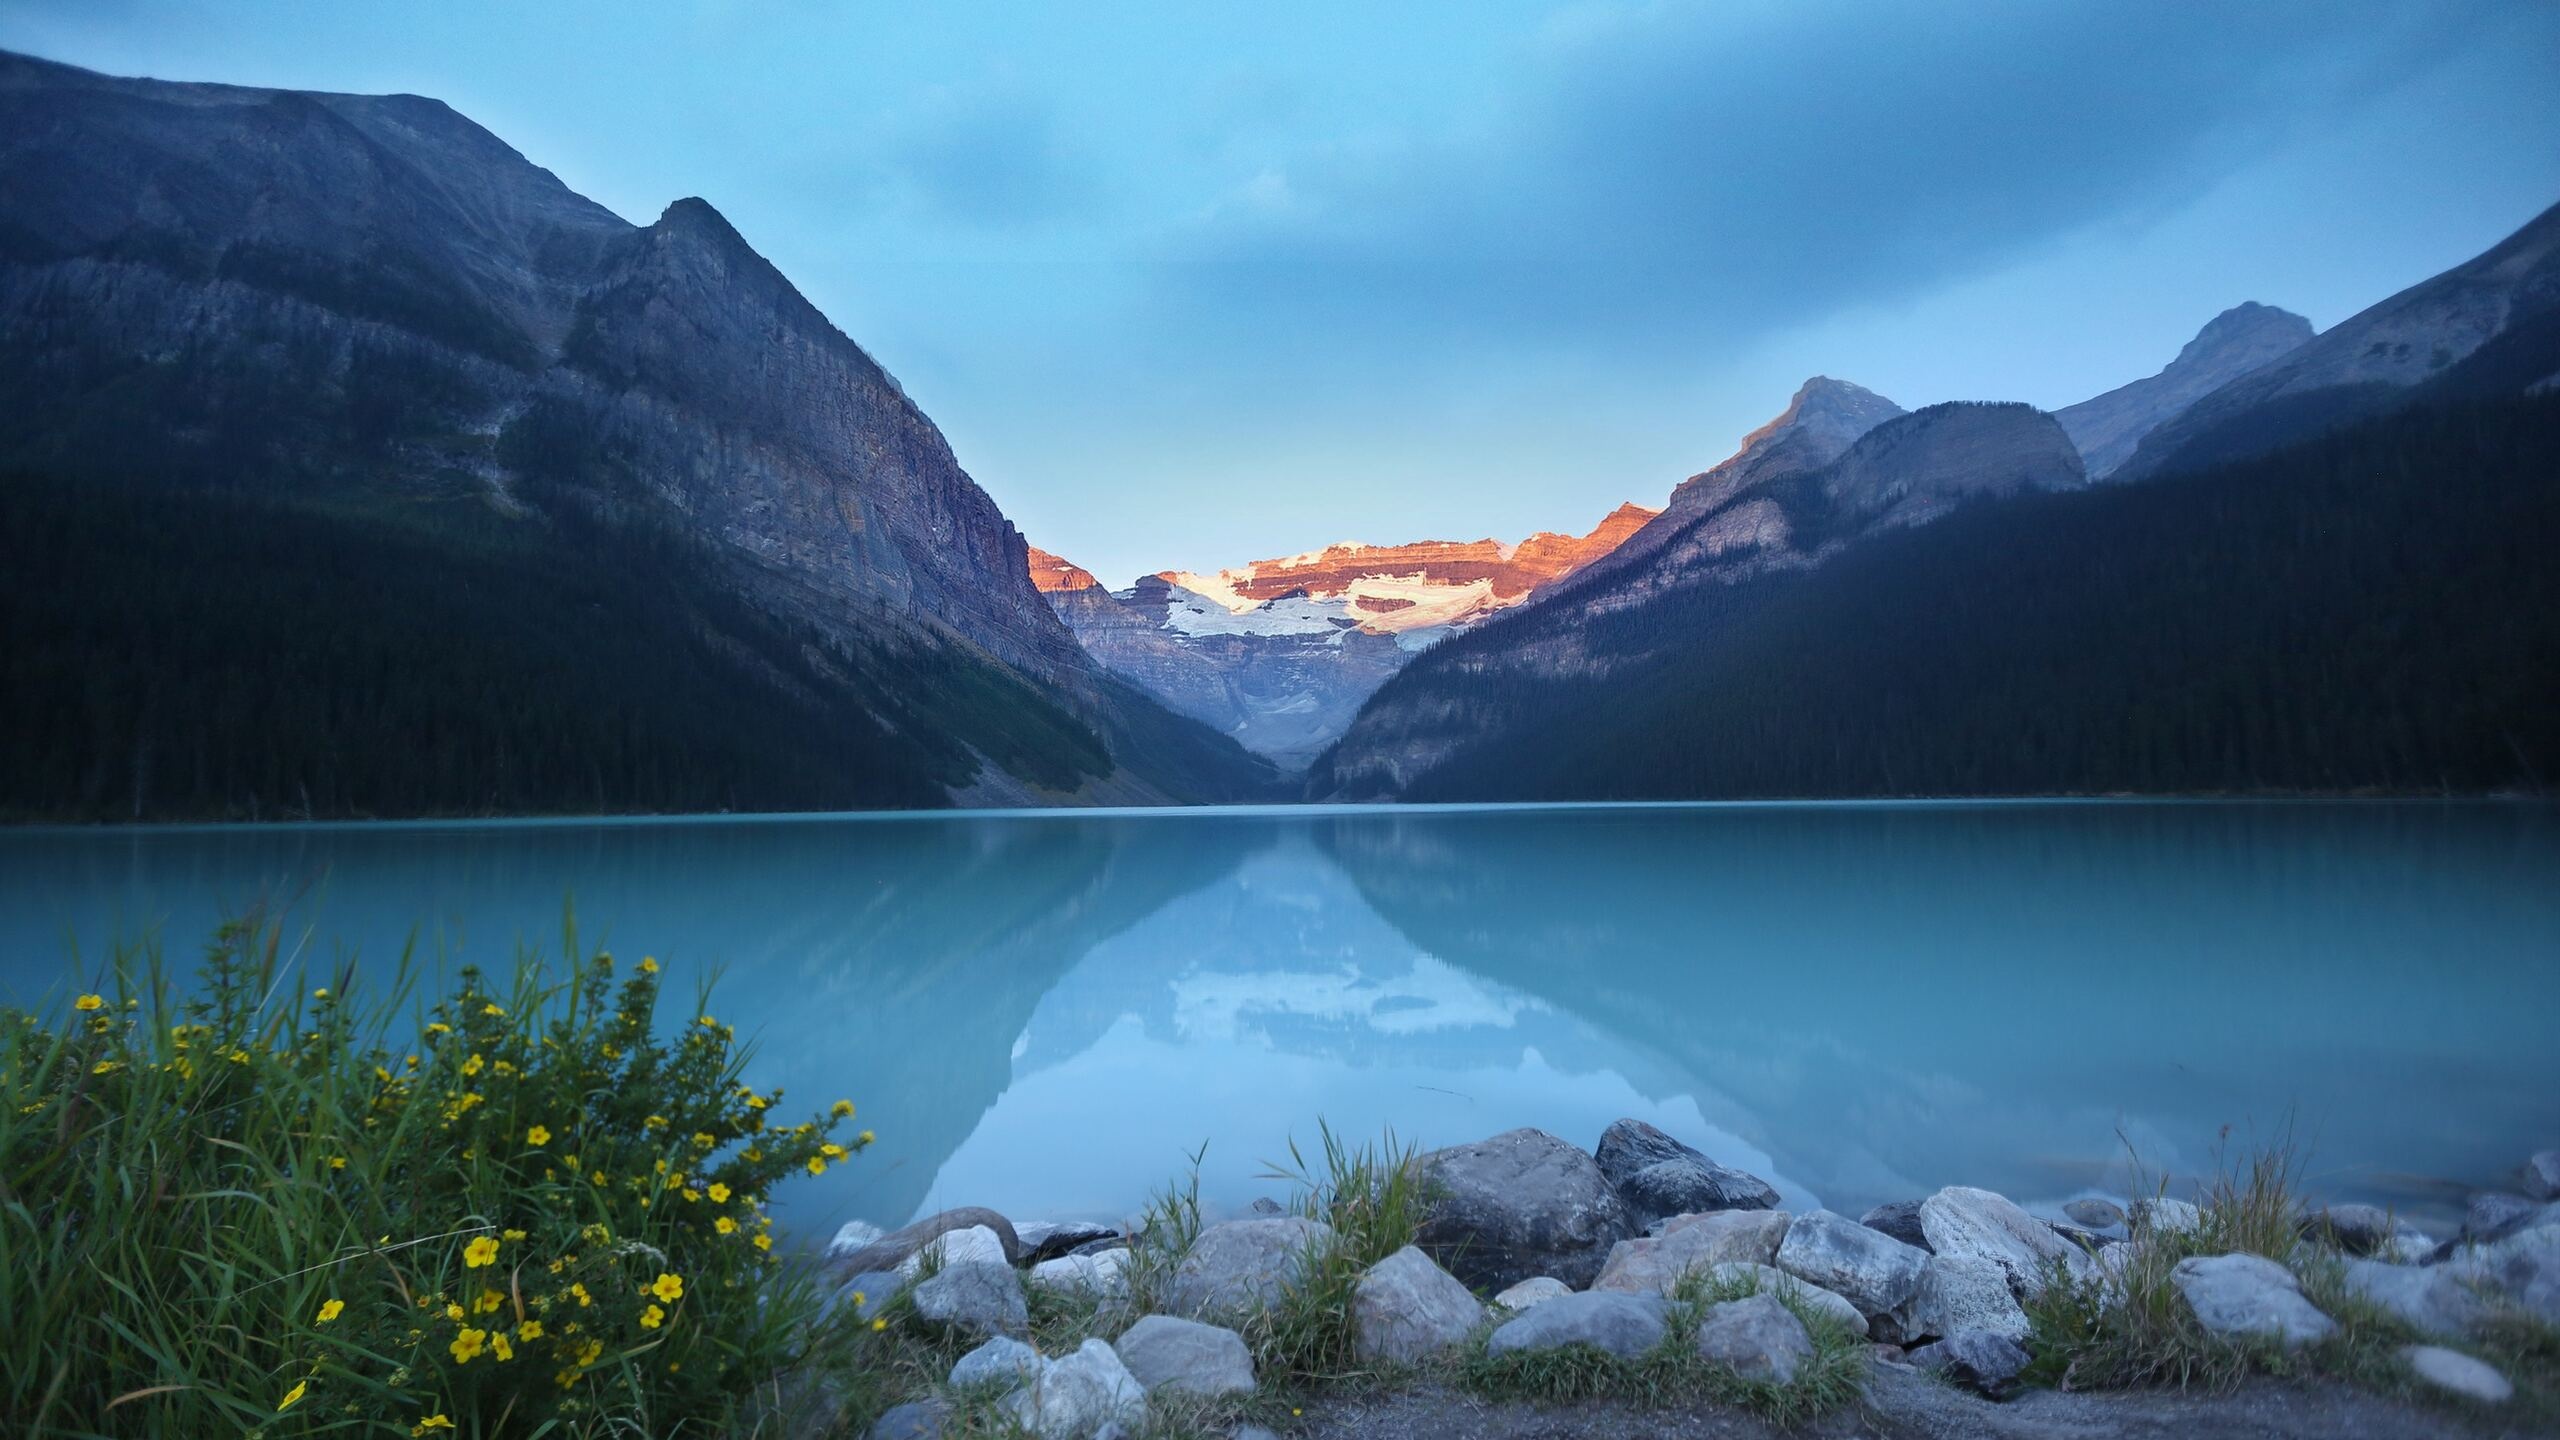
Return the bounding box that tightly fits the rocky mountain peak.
[2058,302,2315,478]
[2181,302,2316,364]
[1027,546,1102,593]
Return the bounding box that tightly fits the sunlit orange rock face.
[1162,501,1659,611]
[1026,546,1102,593]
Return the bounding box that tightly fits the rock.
[833,1206,1021,1277]
[1871,1342,1909,1366]
[2062,1199,2126,1231]
[1068,1234,1131,1258]
[1014,1339,1148,1440]
[1030,1247,1132,1304]
[1228,1428,1283,1440]
[1693,1293,1815,1385]
[1695,1262,1865,1332]
[2527,1151,2560,1203]
[2465,1191,2541,1243]
[2044,1220,2116,1251]
[1248,1196,1286,1216]
[2300,1203,2397,1255]
[2341,1257,2493,1339]
[1595,1211,1791,1295]
[1494,1276,1573,1313]
[827,1270,906,1324]
[1902,1254,2030,1344]
[2127,1197,2202,1237]
[1165,1217,1333,1320]
[911,1260,1029,1339]
[1353,1245,1484,1364]
[2383,1230,2438,1265]
[1774,1208,1928,1318]
[1593,1119,1780,1227]
[869,1398,948,1440]
[2169,1254,2337,1349]
[1860,1200,1932,1250]
[1017,1221,1122,1265]
[1113,1314,1256,1397]
[2463,1225,2560,1327]
[1417,1128,1633,1290]
[896,1223,1012,1281]
[1911,1327,2031,1400]
[1483,1290,1669,1360]
[2402,1344,2513,1404]
[1919,1187,2092,1298]
[950,1335,1043,1393]
[825,1219,886,1265]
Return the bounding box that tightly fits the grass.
[0,913,875,1439]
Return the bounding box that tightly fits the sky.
[4,0,2558,586]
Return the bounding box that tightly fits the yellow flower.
[518,1319,545,1341]
[490,1333,514,1362]
[639,957,660,973]
[482,1002,505,1016]
[591,1170,608,1186]
[426,1022,451,1036]
[871,1317,887,1332]
[449,1327,488,1363]
[697,1015,717,1029]
[329,1155,347,1171]
[90,1060,120,1075]
[316,1298,345,1323]
[526,1124,551,1146]
[707,1182,730,1203]
[463,1236,500,1268]
[715,1216,740,1235]
[414,1414,454,1434]
[474,1287,504,1314]
[577,1338,603,1365]
[312,987,330,1000]
[554,1368,580,1388]
[570,1283,592,1307]
[445,1303,466,1322]
[639,1303,665,1330]
[805,1156,826,1177]
[74,994,104,1012]
[460,1053,485,1077]
[645,1114,667,1130]
[753,1233,774,1252]
[820,1143,847,1160]
[831,1099,856,1118]
[692,1131,717,1149]
[649,1272,684,1304]
[502,1228,527,1241]
[277,1380,308,1412]
[858,1129,875,1146]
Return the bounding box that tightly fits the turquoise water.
[3,801,2555,1246]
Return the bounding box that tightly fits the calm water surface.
[3,802,2554,1245]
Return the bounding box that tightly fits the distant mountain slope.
[1370,394,2560,801]
[2056,302,2313,477]
[2116,199,2560,480]
[0,50,1277,816]
[1312,396,2084,796]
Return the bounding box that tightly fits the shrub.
[0,917,871,1438]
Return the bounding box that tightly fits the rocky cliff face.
[0,50,1273,807]
[2056,303,2313,478]
[2116,200,2560,480]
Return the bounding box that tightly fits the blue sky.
[5,0,2557,585]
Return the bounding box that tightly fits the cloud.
[1159,0,2509,358]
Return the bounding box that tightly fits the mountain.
[1030,504,1652,768]
[2055,302,2314,477]
[0,51,1277,817]
[2115,199,2560,480]
[1311,391,2084,795]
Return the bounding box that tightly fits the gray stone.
[1418,1127,1633,1290]
[2527,1151,2560,1203]
[1228,1429,1283,1440]
[1911,1328,2031,1400]
[1353,1245,1484,1364]
[1859,1200,1931,1250]
[2300,1203,2397,1256]
[950,1335,1042,1393]
[1693,1293,1814,1385]
[2062,1198,2126,1231]
[1030,1247,1132,1303]
[2127,1197,2202,1237]
[1017,1221,1122,1265]
[2170,1254,2337,1349]
[1014,1339,1148,1440]
[1774,1208,1928,1318]
[1483,1290,1670,1360]
[896,1223,1011,1281]
[2463,1225,2560,1327]
[1248,1197,1286,1216]
[824,1219,886,1266]
[2382,1230,2438,1265]
[1696,1262,1866,1332]
[1166,1217,1334,1320]
[911,1260,1029,1339]
[1920,1187,2093,1298]
[833,1206,1021,1278]
[1113,1314,1255,1397]
[2402,1344,2512,1404]
[869,1398,948,1440]
[2465,1191,2541,1243]
[2341,1257,2493,1339]
[1494,1276,1572,1313]
[1595,1211,1791,1294]
[1594,1118,1780,1227]
[1068,1234,1131,1259]
[827,1269,909,1325]
[1902,1254,2030,1344]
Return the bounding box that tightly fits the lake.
[2,801,2554,1248]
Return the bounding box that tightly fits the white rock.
[2342,1257,2491,1339]
[1493,1276,1573,1313]
[1030,1247,1132,1304]
[2403,1344,2511,1404]
[1920,1186,2093,1298]
[2127,1197,2202,1237]
[1013,1339,1148,1440]
[1697,1262,1865,1332]
[825,1219,886,1264]
[896,1223,1010,1281]
[1774,1208,1928,1318]
[949,1335,1041,1393]
[1902,1254,2030,1343]
[1693,1293,1814,1385]
[1166,1217,1334,1320]
[2169,1254,2336,1349]
[1352,1245,1484,1364]
[1113,1314,1255,1397]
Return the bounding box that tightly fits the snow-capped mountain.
[1030,502,1654,768]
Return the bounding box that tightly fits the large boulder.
[1483,1291,1669,1360]
[2463,1192,2544,1244]
[2527,1151,2560,1203]
[1911,1328,2031,1400]
[1594,1211,1791,1295]
[2127,1197,2202,1238]
[1493,1276,1572,1313]
[2456,1225,2560,1327]
[1901,1254,2030,1344]
[1693,1294,1814,1385]
[1029,1248,1132,1304]
[1919,1187,2092,1298]
[2169,1254,2336,1349]
[1417,1128,1633,1290]
[2341,1257,2493,1339]
[832,1206,1020,1277]
[949,1335,1042,1393]
[2300,1203,2398,1256]
[1165,1217,1333,1320]
[1352,1245,1484,1364]
[1774,1208,1928,1319]
[1013,1339,1149,1440]
[1859,1200,1931,1250]
[895,1223,1010,1281]
[911,1260,1029,1339]
[1594,1119,1780,1227]
[1113,1314,1255,1397]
